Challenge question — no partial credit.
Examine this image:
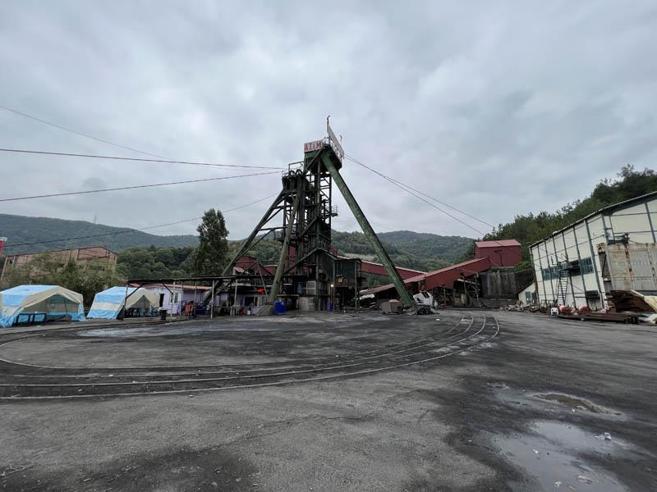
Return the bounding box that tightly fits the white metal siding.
[531,194,657,308]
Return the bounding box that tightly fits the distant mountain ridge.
[0,214,198,254]
[0,214,474,272]
[332,230,473,271]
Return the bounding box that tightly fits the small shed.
[87,286,159,319]
[517,284,537,306]
[0,284,85,328]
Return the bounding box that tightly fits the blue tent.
[0,285,85,328]
[87,286,158,319]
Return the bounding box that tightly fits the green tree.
[192,209,229,275]
[117,246,195,279]
[0,256,121,307]
[485,165,657,263]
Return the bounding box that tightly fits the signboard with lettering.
[327,122,344,161]
[303,139,324,153]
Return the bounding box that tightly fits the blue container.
[273,300,287,315]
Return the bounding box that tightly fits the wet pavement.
[494,420,629,491]
[0,310,655,490]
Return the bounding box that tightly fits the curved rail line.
[0,314,499,400]
[0,314,470,373]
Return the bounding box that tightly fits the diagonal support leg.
[320,152,414,307]
[222,191,285,276]
[269,187,300,303]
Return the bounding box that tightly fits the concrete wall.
[480,269,519,299]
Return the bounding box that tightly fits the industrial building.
[198,121,423,313]
[0,245,117,282]
[529,191,657,309]
[133,283,211,316]
[361,240,530,307]
[127,125,530,314]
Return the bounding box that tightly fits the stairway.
[557,264,570,305]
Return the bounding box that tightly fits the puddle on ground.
[491,384,625,420]
[494,420,629,491]
[534,393,619,416]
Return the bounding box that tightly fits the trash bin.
[273,300,287,315]
[159,309,168,321]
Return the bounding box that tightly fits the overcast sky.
[1,1,656,241]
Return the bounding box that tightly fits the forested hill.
[486,165,657,266]
[333,230,473,271]
[0,214,199,254]
[0,213,474,274]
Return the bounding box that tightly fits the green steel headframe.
[223,121,413,307]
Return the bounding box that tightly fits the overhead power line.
[0,105,168,159]
[345,154,488,237]
[0,148,283,170]
[345,154,495,229]
[344,154,513,260]
[0,170,280,203]
[4,193,279,250]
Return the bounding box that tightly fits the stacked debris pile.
[609,290,657,324]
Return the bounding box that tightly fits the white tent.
[87,286,159,319]
[0,284,85,328]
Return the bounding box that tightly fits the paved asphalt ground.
[0,310,655,491]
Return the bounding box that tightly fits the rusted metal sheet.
[601,243,657,291]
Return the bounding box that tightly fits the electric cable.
[345,154,489,237]
[0,105,167,159]
[344,153,515,260]
[0,170,280,203]
[345,153,495,229]
[0,148,283,170]
[2,193,279,250]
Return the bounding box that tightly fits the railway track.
[0,313,499,400]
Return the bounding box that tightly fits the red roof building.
[233,256,274,276]
[358,259,425,279]
[363,257,492,296]
[474,240,522,267]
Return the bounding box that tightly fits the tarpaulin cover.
[0,284,85,328]
[87,286,159,319]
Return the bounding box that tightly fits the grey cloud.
[1,0,656,241]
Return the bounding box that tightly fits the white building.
[517,284,536,306]
[529,191,657,309]
[136,283,210,315]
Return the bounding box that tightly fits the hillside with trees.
[2,166,652,282]
[485,165,657,268]
[332,230,472,271]
[115,230,473,280]
[0,253,122,306]
[0,213,474,278]
[0,214,198,255]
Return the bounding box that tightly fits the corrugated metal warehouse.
[530,191,657,309]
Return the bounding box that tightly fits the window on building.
[580,257,594,274]
[542,266,560,280]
